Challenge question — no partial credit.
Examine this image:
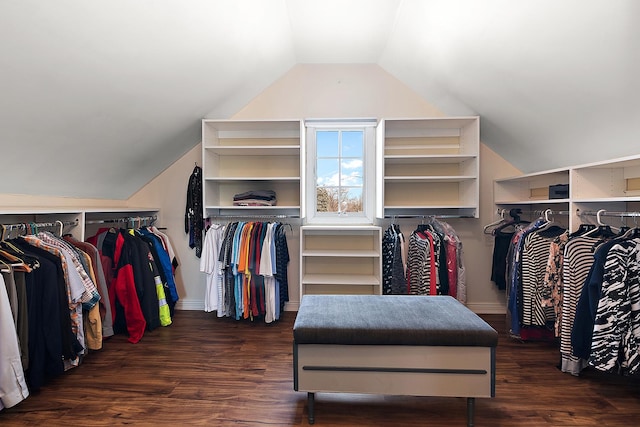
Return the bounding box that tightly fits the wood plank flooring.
[2,311,639,426]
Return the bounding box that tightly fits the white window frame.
[304,119,377,225]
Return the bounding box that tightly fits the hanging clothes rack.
[84,215,157,226]
[206,215,295,233]
[0,219,79,240]
[503,209,570,217]
[577,209,640,219]
[384,214,475,220]
[207,214,297,220]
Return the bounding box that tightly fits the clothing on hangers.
[398,218,464,300]
[200,220,290,323]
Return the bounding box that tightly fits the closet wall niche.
[201,117,479,301]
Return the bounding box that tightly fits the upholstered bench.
[293,295,498,426]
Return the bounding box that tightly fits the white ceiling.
[1,0,638,199]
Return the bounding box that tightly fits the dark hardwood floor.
[2,311,639,426]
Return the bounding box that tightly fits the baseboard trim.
[284,301,299,311]
[175,299,205,311]
[466,302,506,314]
[175,299,300,312]
[175,299,505,314]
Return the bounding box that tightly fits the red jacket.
[109,232,146,343]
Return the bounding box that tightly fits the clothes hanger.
[535,209,567,237]
[583,209,617,237]
[0,247,33,273]
[0,259,12,274]
[620,213,640,238]
[483,209,507,235]
[492,209,531,235]
[570,223,597,237]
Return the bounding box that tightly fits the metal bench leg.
[308,392,315,425]
[467,397,475,427]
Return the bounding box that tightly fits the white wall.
[130,63,522,313]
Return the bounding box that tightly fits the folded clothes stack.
[233,189,277,206]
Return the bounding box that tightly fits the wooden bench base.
[292,295,498,426]
[294,344,495,426]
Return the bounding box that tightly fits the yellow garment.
[155,275,172,326]
[130,228,171,326]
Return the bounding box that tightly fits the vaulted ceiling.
[1,0,637,199]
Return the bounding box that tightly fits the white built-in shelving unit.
[201,119,303,218]
[299,225,382,297]
[377,117,480,219]
[494,154,640,230]
[202,117,479,300]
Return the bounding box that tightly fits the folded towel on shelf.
[233,190,277,206]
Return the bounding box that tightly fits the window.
[305,119,377,224]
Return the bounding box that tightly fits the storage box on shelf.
[299,225,382,297]
[377,117,479,218]
[202,120,303,218]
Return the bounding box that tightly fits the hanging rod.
[1,219,79,231]
[84,215,157,225]
[533,209,570,216]
[207,214,298,220]
[577,209,640,218]
[1,219,79,240]
[384,214,475,220]
[500,209,570,216]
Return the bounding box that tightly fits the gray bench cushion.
[293,295,498,347]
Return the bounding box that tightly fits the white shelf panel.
[572,196,640,203]
[384,175,476,183]
[384,155,476,164]
[0,207,82,215]
[301,274,380,285]
[385,205,477,210]
[204,177,300,182]
[495,199,570,205]
[302,249,380,257]
[205,205,299,210]
[384,116,478,135]
[204,145,300,156]
[301,225,381,231]
[495,168,570,183]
